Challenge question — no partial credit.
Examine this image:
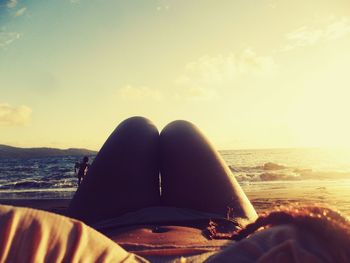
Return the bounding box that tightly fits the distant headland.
[0,144,97,158]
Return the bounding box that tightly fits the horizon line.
[2,143,350,152]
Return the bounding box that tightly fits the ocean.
[0,148,349,217]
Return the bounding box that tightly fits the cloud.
[175,49,276,100]
[0,0,17,9]
[282,17,350,51]
[0,103,32,126]
[156,0,171,11]
[14,6,26,17]
[6,0,17,8]
[117,85,163,101]
[0,29,21,48]
[0,1,25,48]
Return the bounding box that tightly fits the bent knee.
[160,120,198,138]
[116,116,158,133]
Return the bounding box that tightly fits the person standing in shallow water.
[74,156,89,186]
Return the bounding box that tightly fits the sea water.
[222,148,350,217]
[0,148,349,217]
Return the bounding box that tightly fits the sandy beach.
[2,176,350,219]
[2,181,349,220]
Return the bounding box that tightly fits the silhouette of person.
[74,156,89,186]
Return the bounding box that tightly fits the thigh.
[67,116,160,224]
[159,120,257,223]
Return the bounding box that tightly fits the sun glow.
[1,1,350,150]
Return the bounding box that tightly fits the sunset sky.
[1,0,350,150]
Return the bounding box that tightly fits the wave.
[1,155,350,192]
[0,179,76,190]
[230,162,350,182]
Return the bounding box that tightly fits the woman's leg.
[67,116,160,224]
[159,120,257,223]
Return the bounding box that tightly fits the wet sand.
[243,180,350,218]
[1,179,349,220]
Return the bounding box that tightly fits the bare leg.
[160,120,257,223]
[67,117,160,224]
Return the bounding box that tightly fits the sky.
[1,0,350,150]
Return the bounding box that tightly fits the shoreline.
[1,193,348,220]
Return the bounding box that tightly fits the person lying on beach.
[0,116,349,262]
[1,204,347,262]
[74,156,89,186]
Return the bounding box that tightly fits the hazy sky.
[1,0,350,150]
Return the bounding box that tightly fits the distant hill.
[0,144,97,158]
